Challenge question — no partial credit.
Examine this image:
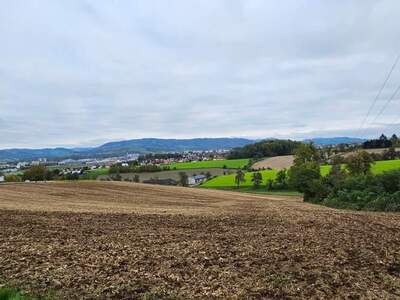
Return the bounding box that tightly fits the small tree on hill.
[275,169,288,189]
[235,169,245,188]
[293,143,320,165]
[251,172,263,189]
[346,151,374,176]
[289,144,321,201]
[5,174,21,182]
[22,165,52,182]
[288,162,321,201]
[133,174,140,183]
[178,172,188,187]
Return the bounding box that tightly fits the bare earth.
[1,182,400,299]
[252,155,294,170]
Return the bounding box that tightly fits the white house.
[188,174,207,186]
[0,176,5,182]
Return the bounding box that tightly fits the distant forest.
[227,139,301,159]
[362,134,399,149]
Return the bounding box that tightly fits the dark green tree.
[345,151,374,176]
[234,169,245,188]
[251,172,263,189]
[178,172,188,187]
[288,162,321,201]
[133,174,140,183]
[293,143,320,165]
[22,165,52,181]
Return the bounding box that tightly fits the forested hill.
[227,139,302,159]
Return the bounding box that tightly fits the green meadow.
[82,167,109,179]
[165,158,249,170]
[202,159,400,188]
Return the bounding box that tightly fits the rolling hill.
[0,138,254,161]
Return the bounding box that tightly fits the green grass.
[202,159,400,189]
[0,287,23,300]
[165,158,249,170]
[82,167,109,179]
[0,287,47,300]
[202,169,278,188]
[371,159,400,174]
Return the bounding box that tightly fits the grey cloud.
[1,0,400,148]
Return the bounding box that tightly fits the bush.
[317,169,400,211]
[22,166,53,181]
[5,174,21,182]
[288,162,321,201]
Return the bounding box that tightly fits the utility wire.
[357,54,400,136]
[369,82,400,127]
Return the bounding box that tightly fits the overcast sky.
[1,0,400,148]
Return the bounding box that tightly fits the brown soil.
[0,182,400,299]
[252,155,294,170]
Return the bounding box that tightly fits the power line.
[357,54,400,136]
[369,82,400,127]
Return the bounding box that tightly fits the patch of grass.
[371,159,400,174]
[0,286,49,300]
[165,159,249,170]
[0,287,24,300]
[82,167,109,179]
[202,169,278,188]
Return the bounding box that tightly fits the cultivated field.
[97,168,235,182]
[251,155,294,170]
[164,158,249,170]
[203,159,400,188]
[0,182,400,299]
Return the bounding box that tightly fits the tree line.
[228,139,302,159]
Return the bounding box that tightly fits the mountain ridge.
[0,138,254,161]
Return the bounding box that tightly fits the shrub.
[5,174,21,182]
[318,169,400,211]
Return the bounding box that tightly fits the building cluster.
[139,150,228,166]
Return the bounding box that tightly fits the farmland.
[202,159,400,188]
[82,167,109,179]
[1,181,400,299]
[164,158,249,170]
[97,168,234,182]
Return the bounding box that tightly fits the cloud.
[1,0,400,148]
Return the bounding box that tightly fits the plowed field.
[0,182,399,299]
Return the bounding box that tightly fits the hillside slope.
[0,181,399,298]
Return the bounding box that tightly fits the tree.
[251,172,263,189]
[293,144,320,165]
[227,139,301,159]
[324,157,346,192]
[288,143,322,201]
[133,174,140,183]
[382,146,397,160]
[275,169,287,186]
[288,162,321,201]
[346,151,374,176]
[390,134,398,145]
[266,179,274,191]
[22,165,52,181]
[234,169,245,188]
[178,172,188,187]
